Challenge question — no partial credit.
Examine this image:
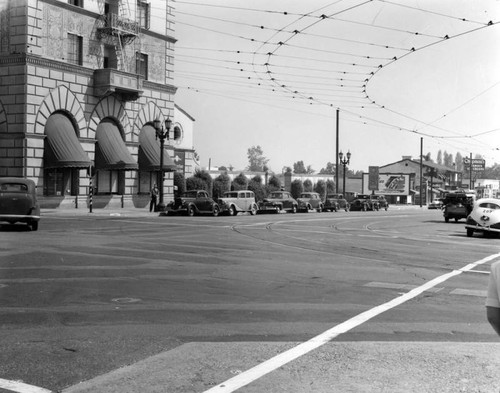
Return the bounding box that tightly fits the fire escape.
[94,0,143,101]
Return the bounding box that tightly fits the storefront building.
[0,0,194,209]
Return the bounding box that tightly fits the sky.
[172,0,500,173]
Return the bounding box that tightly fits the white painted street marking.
[0,378,52,393]
[203,252,500,393]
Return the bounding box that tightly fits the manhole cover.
[111,297,141,303]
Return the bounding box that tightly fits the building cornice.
[0,54,177,93]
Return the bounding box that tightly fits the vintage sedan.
[166,190,220,216]
[350,194,379,211]
[0,177,40,230]
[324,193,349,212]
[258,191,298,213]
[297,192,324,212]
[217,190,258,216]
[465,198,500,237]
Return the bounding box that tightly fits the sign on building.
[363,173,410,196]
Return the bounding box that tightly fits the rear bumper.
[0,214,40,223]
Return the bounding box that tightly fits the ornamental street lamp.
[339,150,351,195]
[153,116,172,212]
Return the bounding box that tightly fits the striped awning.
[138,124,176,171]
[44,113,91,169]
[95,120,138,171]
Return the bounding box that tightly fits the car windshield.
[300,194,311,198]
[270,193,283,198]
[0,183,28,192]
[479,202,500,209]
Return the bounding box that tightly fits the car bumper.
[465,223,500,233]
[0,214,40,222]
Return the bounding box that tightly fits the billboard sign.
[368,166,379,191]
[363,173,410,196]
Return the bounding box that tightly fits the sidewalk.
[41,207,158,218]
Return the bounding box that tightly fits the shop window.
[67,33,83,65]
[44,168,79,196]
[97,171,125,194]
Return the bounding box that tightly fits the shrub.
[248,179,266,202]
[193,169,213,195]
[173,171,186,197]
[290,179,303,199]
[326,179,335,194]
[186,176,207,191]
[268,175,281,191]
[232,173,248,190]
[213,173,231,199]
[314,180,327,200]
[303,179,313,192]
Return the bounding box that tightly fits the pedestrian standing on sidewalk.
[150,183,159,212]
[486,260,500,336]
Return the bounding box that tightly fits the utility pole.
[419,137,423,208]
[335,109,339,194]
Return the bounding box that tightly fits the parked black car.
[324,193,350,212]
[0,177,40,230]
[166,190,220,216]
[350,194,379,211]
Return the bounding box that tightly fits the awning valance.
[138,125,177,171]
[95,121,138,170]
[44,113,91,169]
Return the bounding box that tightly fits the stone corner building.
[0,0,192,209]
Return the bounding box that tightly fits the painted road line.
[0,378,52,393]
[203,252,500,393]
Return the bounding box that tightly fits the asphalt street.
[0,206,499,392]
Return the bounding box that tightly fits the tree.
[212,173,231,199]
[455,152,463,172]
[443,151,454,167]
[319,162,336,174]
[247,146,269,172]
[290,179,303,199]
[293,161,307,174]
[437,150,443,165]
[232,173,248,190]
[306,165,315,174]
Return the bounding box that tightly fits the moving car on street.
[376,195,389,211]
[0,177,40,231]
[324,193,350,212]
[166,190,220,216]
[217,190,258,216]
[428,199,443,209]
[297,192,324,212]
[442,191,473,222]
[465,198,500,237]
[258,191,298,213]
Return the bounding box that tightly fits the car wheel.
[454,218,459,222]
[212,205,220,217]
[385,206,388,211]
[445,217,449,223]
[275,206,280,213]
[250,204,257,215]
[291,205,297,214]
[30,221,38,231]
[363,205,367,212]
[187,205,195,217]
[466,228,474,237]
[318,204,323,213]
[229,205,237,216]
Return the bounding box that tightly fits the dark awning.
[95,121,138,170]
[44,113,91,169]
[138,124,177,171]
